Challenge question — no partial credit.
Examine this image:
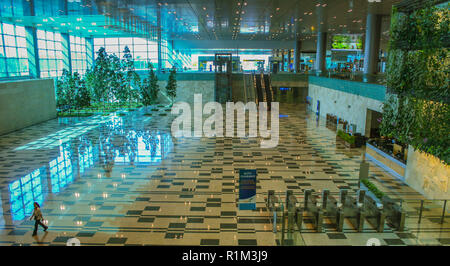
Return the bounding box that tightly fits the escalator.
[263,74,274,110]
[243,74,255,103]
[254,73,265,104]
[214,53,232,103]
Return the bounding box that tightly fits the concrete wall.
[308,77,385,135]
[404,146,450,200]
[0,78,56,135]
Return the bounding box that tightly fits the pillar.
[287,49,292,72]
[315,32,327,73]
[280,49,284,72]
[86,37,94,69]
[363,14,382,75]
[25,27,40,78]
[60,33,72,73]
[294,39,302,72]
[157,5,162,72]
[23,0,40,78]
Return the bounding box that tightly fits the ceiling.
[0,0,401,43]
[94,0,401,41]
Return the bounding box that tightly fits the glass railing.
[308,70,386,86]
[398,199,448,229]
[266,189,448,246]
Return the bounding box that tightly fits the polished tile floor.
[0,102,448,246]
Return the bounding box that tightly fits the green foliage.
[85,47,110,103]
[58,112,93,117]
[121,46,141,105]
[382,3,450,164]
[108,53,124,103]
[380,95,450,164]
[361,179,385,200]
[390,4,449,51]
[73,72,91,108]
[337,130,355,144]
[141,62,159,106]
[387,48,449,100]
[387,4,449,101]
[56,69,75,108]
[166,67,177,105]
[56,69,91,109]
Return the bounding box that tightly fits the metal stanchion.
[418,200,424,224]
[441,200,447,224]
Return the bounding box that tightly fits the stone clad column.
[363,13,382,75]
[294,38,302,72]
[315,32,327,73]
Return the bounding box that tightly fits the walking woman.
[30,202,48,236]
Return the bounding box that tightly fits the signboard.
[331,34,363,51]
[239,169,257,210]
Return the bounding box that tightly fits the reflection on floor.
[0,104,448,246]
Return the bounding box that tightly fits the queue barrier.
[322,189,344,232]
[304,189,324,232]
[285,190,303,233]
[363,194,386,232]
[383,196,406,231]
[340,189,366,232]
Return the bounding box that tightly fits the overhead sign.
[239,169,257,210]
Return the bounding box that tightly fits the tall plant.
[56,69,91,110]
[121,46,141,106]
[73,72,91,108]
[141,62,159,106]
[85,47,110,104]
[166,66,177,106]
[109,53,125,104]
[56,69,76,109]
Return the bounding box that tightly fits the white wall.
[308,84,383,135]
